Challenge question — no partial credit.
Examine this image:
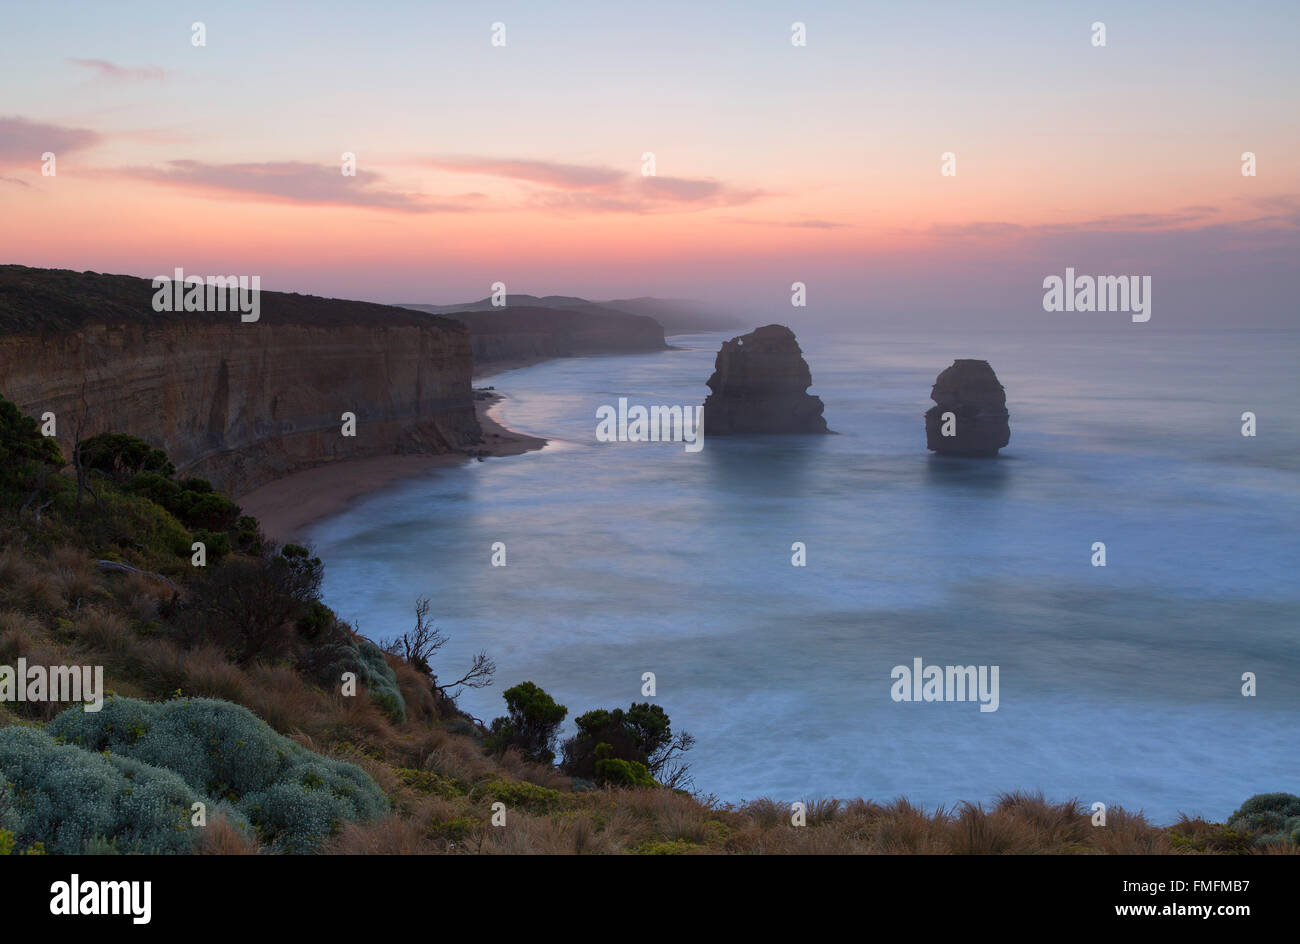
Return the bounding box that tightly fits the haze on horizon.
[1,0,1297,329]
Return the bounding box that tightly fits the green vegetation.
[486,682,568,765]
[1227,792,1300,847]
[0,397,62,503]
[561,702,694,789]
[0,392,1293,855]
[475,779,569,815]
[49,696,386,852]
[0,723,223,854]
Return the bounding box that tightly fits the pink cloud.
[427,156,625,189]
[0,116,102,165]
[67,58,166,82]
[116,159,475,213]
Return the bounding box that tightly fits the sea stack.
[924,359,1010,457]
[703,325,829,434]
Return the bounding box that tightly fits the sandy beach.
[237,386,546,543]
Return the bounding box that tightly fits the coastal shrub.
[47,696,388,852]
[395,767,466,799]
[66,489,193,562]
[234,515,263,555]
[354,640,405,724]
[0,396,64,501]
[592,743,655,788]
[190,529,231,562]
[79,433,174,483]
[561,703,692,787]
[123,470,239,533]
[178,543,324,661]
[296,600,335,642]
[122,471,182,510]
[174,491,240,532]
[485,682,568,765]
[311,636,407,724]
[0,724,227,854]
[1228,793,1300,846]
[478,778,568,814]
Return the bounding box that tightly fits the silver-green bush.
[0,724,213,854]
[315,638,406,724]
[354,640,406,724]
[47,696,388,852]
[1228,792,1300,847]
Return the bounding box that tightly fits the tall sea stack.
[703,325,829,434]
[924,359,1010,457]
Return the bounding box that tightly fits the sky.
[1,0,1297,327]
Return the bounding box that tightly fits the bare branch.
[434,650,496,699]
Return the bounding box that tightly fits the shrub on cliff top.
[0,724,231,854]
[592,743,655,788]
[79,432,175,483]
[66,488,194,562]
[354,641,405,724]
[561,703,693,788]
[122,469,239,533]
[486,682,567,765]
[0,396,63,502]
[1228,793,1300,847]
[177,543,324,662]
[313,637,408,724]
[47,696,388,852]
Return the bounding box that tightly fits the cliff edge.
[0,265,481,497]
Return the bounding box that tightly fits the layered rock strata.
[924,359,1010,457]
[0,266,480,496]
[702,325,829,434]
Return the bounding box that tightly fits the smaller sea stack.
[924,359,1010,457]
[703,325,829,435]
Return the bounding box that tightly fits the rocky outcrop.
[702,325,829,434]
[0,266,481,497]
[924,359,1010,457]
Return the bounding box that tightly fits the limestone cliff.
[702,325,829,435]
[924,359,1010,457]
[0,266,480,497]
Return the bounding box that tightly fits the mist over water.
[311,328,1300,822]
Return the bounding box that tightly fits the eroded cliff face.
[0,267,480,497]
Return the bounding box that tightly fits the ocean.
[309,327,1300,822]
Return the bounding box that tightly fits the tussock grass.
[73,606,133,657]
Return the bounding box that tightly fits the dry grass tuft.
[48,546,101,608]
[194,815,260,855]
[73,606,134,657]
[181,646,251,703]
